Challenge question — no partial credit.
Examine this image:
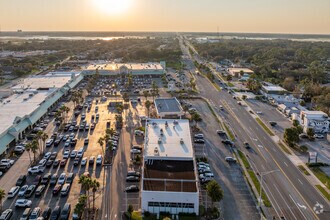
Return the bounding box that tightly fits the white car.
[81,157,87,166]
[15,199,32,208]
[63,150,70,159]
[134,130,144,136]
[256,111,262,114]
[77,148,84,158]
[63,135,69,141]
[96,155,103,165]
[43,152,51,160]
[8,186,20,198]
[28,166,44,174]
[58,172,67,185]
[14,145,25,154]
[314,134,324,139]
[18,185,29,197]
[130,149,141,154]
[70,150,77,158]
[0,159,14,166]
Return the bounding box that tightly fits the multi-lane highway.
[182,37,330,220]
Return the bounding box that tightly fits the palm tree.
[41,132,49,155]
[105,128,115,136]
[91,179,100,210]
[78,176,93,211]
[143,90,149,101]
[25,143,32,165]
[0,188,6,212]
[145,100,151,116]
[97,137,107,156]
[31,139,39,162]
[36,131,43,155]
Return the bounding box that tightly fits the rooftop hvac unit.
[173,120,179,125]
[158,137,162,144]
[154,147,159,155]
[180,138,184,144]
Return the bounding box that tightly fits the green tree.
[25,142,33,165]
[143,90,149,101]
[191,112,202,126]
[151,81,159,101]
[284,128,299,147]
[91,179,100,210]
[308,61,326,83]
[78,175,92,210]
[74,195,87,219]
[226,75,232,81]
[98,137,105,156]
[0,188,6,212]
[127,204,134,220]
[122,92,129,103]
[30,139,39,162]
[145,100,152,116]
[306,128,315,140]
[40,132,49,155]
[206,180,224,207]
[292,120,299,127]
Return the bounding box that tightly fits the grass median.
[256,118,275,136]
[298,165,310,175]
[238,150,271,207]
[315,185,330,202]
[278,142,291,155]
[223,123,235,141]
[309,167,330,190]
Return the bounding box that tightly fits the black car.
[194,139,205,144]
[244,142,251,149]
[46,160,54,167]
[41,207,52,220]
[126,176,140,182]
[222,139,234,146]
[124,185,139,192]
[41,173,51,185]
[53,159,60,168]
[70,139,77,147]
[16,175,27,186]
[73,157,81,166]
[50,206,61,220]
[54,139,60,146]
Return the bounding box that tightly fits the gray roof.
[154,98,182,113]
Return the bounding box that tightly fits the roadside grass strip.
[255,118,275,136]
[223,123,235,141]
[310,167,330,190]
[315,185,330,202]
[278,142,292,155]
[298,165,310,175]
[227,82,234,87]
[238,150,271,207]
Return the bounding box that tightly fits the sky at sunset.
[0,0,329,34]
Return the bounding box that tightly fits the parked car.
[194,139,205,144]
[28,166,45,175]
[124,185,139,192]
[81,157,87,166]
[14,145,25,154]
[70,150,77,158]
[35,185,46,197]
[314,134,324,139]
[126,176,140,182]
[24,185,36,198]
[53,159,60,168]
[127,171,141,177]
[15,199,32,208]
[0,209,12,220]
[16,175,27,186]
[89,156,95,165]
[194,134,204,139]
[58,173,67,185]
[20,208,32,220]
[53,185,62,195]
[29,207,41,220]
[50,206,61,220]
[96,155,103,165]
[244,142,251,149]
[41,207,52,220]
[60,203,71,220]
[7,186,20,198]
[130,149,141,154]
[63,150,70,159]
[225,156,237,163]
[18,185,29,197]
[41,173,51,185]
[50,174,58,185]
[216,130,226,135]
[61,183,71,196]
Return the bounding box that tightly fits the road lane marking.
[298,179,303,185]
[274,184,298,220]
[284,162,288,167]
[289,194,308,220]
[262,180,284,219]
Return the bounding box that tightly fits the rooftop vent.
[154,147,159,155]
[158,137,162,144]
[173,120,179,125]
[180,138,184,144]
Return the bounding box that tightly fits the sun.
[93,0,133,15]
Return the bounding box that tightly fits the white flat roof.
[228,68,254,73]
[12,75,72,90]
[302,110,328,117]
[144,119,193,159]
[262,85,287,92]
[0,90,54,134]
[85,62,163,71]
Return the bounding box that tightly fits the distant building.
[154,98,184,119]
[261,85,287,95]
[82,62,166,76]
[141,119,199,217]
[299,111,330,133]
[227,68,254,77]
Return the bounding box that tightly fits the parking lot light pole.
[258,170,279,210]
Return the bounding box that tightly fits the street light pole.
[258,170,280,213]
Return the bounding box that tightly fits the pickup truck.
[28,166,45,175]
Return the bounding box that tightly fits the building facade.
[300,111,330,133]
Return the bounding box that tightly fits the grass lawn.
[256,118,275,136]
[238,151,271,207]
[278,142,292,155]
[310,167,330,190]
[298,165,310,175]
[315,185,330,202]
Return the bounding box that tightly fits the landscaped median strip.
[255,118,275,136]
[278,142,292,155]
[315,185,330,202]
[298,165,310,176]
[237,150,272,208]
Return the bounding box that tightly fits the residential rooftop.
[143,160,197,192]
[262,85,287,92]
[144,119,193,160]
[154,98,183,114]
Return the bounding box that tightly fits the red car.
[60,159,67,167]
[53,184,62,195]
